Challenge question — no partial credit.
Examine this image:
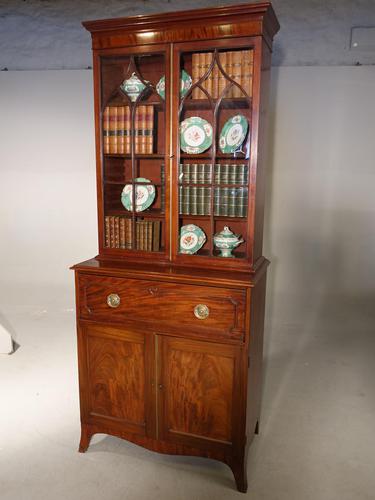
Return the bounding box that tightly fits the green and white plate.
[219,115,248,154]
[156,70,192,100]
[180,116,213,154]
[179,224,206,254]
[121,177,155,212]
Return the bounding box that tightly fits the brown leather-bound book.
[218,52,227,97]
[103,107,110,154]
[147,221,153,251]
[140,105,146,154]
[124,106,131,154]
[192,52,200,99]
[212,59,219,99]
[110,216,115,248]
[108,107,117,154]
[119,217,126,248]
[104,215,111,247]
[117,106,125,154]
[134,106,139,154]
[136,221,141,250]
[152,220,161,252]
[198,52,205,98]
[204,52,213,97]
[125,218,132,249]
[232,51,242,97]
[146,106,154,154]
[241,49,254,97]
[114,216,120,248]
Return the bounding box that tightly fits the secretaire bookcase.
[72,2,279,492]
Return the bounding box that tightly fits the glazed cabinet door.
[78,324,154,437]
[158,335,242,449]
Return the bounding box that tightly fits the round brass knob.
[194,304,209,320]
[107,293,120,308]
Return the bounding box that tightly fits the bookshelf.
[73,3,279,493]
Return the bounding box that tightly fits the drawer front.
[78,275,246,341]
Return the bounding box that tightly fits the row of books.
[192,50,253,99]
[103,105,154,155]
[179,163,248,185]
[104,216,161,251]
[179,186,248,217]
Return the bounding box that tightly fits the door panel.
[80,324,152,436]
[158,336,241,448]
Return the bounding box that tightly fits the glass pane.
[100,52,166,253]
[177,47,253,259]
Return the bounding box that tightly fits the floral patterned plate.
[180,116,213,154]
[179,224,206,254]
[219,114,248,154]
[156,70,192,100]
[121,177,155,212]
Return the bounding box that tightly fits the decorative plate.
[120,72,149,102]
[121,177,155,212]
[219,115,248,154]
[180,116,213,154]
[156,70,192,100]
[179,224,206,254]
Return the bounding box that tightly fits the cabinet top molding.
[82,2,279,49]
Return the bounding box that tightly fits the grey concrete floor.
[0,288,374,500]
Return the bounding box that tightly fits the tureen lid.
[214,226,240,240]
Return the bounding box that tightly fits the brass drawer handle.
[107,293,120,308]
[194,304,209,320]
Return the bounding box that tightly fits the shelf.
[181,97,251,110]
[106,210,165,219]
[179,214,246,221]
[179,153,247,160]
[105,180,162,186]
[104,154,165,159]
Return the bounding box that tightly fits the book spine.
[190,163,198,184]
[236,164,246,184]
[109,107,117,154]
[142,105,148,155]
[232,51,242,97]
[214,187,220,216]
[236,187,248,217]
[183,163,190,183]
[114,216,120,248]
[147,105,154,154]
[212,56,219,99]
[229,164,237,185]
[103,107,110,154]
[197,164,205,184]
[147,221,153,251]
[205,52,213,96]
[110,216,115,248]
[241,49,254,97]
[214,163,221,185]
[228,188,237,217]
[178,185,183,214]
[192,53,199,99]
[104,215,111,247]
[126,218,132,249]
[190,186,197,215]
[221,164,229,184]
[198,52,205,98]
[218,52,227,97]
[119,217,126,248]
[197,187,205,215]
[182,186,190,215]
[136,221,141,250]
[226,51,233,98]
[134,106,139,154]
[204,187,211,215]
[220,187,229,216]
[153,220,160,252]
[119,106,126,154]
[125,107,131,154]
[204,164,212,184]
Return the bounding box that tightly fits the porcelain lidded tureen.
[120,72,149,102]
[213,226,244,257]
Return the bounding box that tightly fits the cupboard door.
[79,324,153,437]
[158,335,241,449]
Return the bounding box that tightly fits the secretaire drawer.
[78,274,246,341]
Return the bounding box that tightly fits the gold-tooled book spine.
[241,49,254,98]
[119,217,126,248]
[134,106,139,155]
[103,107,110,154]
[110,216,115,248]
[104,215,111,247]
[136,221,141,250]
[124,107,130,154]
[147,221,153,251]
[117,106,125,154]
[232,51,242,98]
[146,106,154,154]
[108,107,117,154]
[153,220,160,252]
[114,216,120,248]
[192,53,199,100]
[218,52,227,97]
[125,218,132,249]
[140,106,146,155]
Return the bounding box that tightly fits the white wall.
[0,67,374,323]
